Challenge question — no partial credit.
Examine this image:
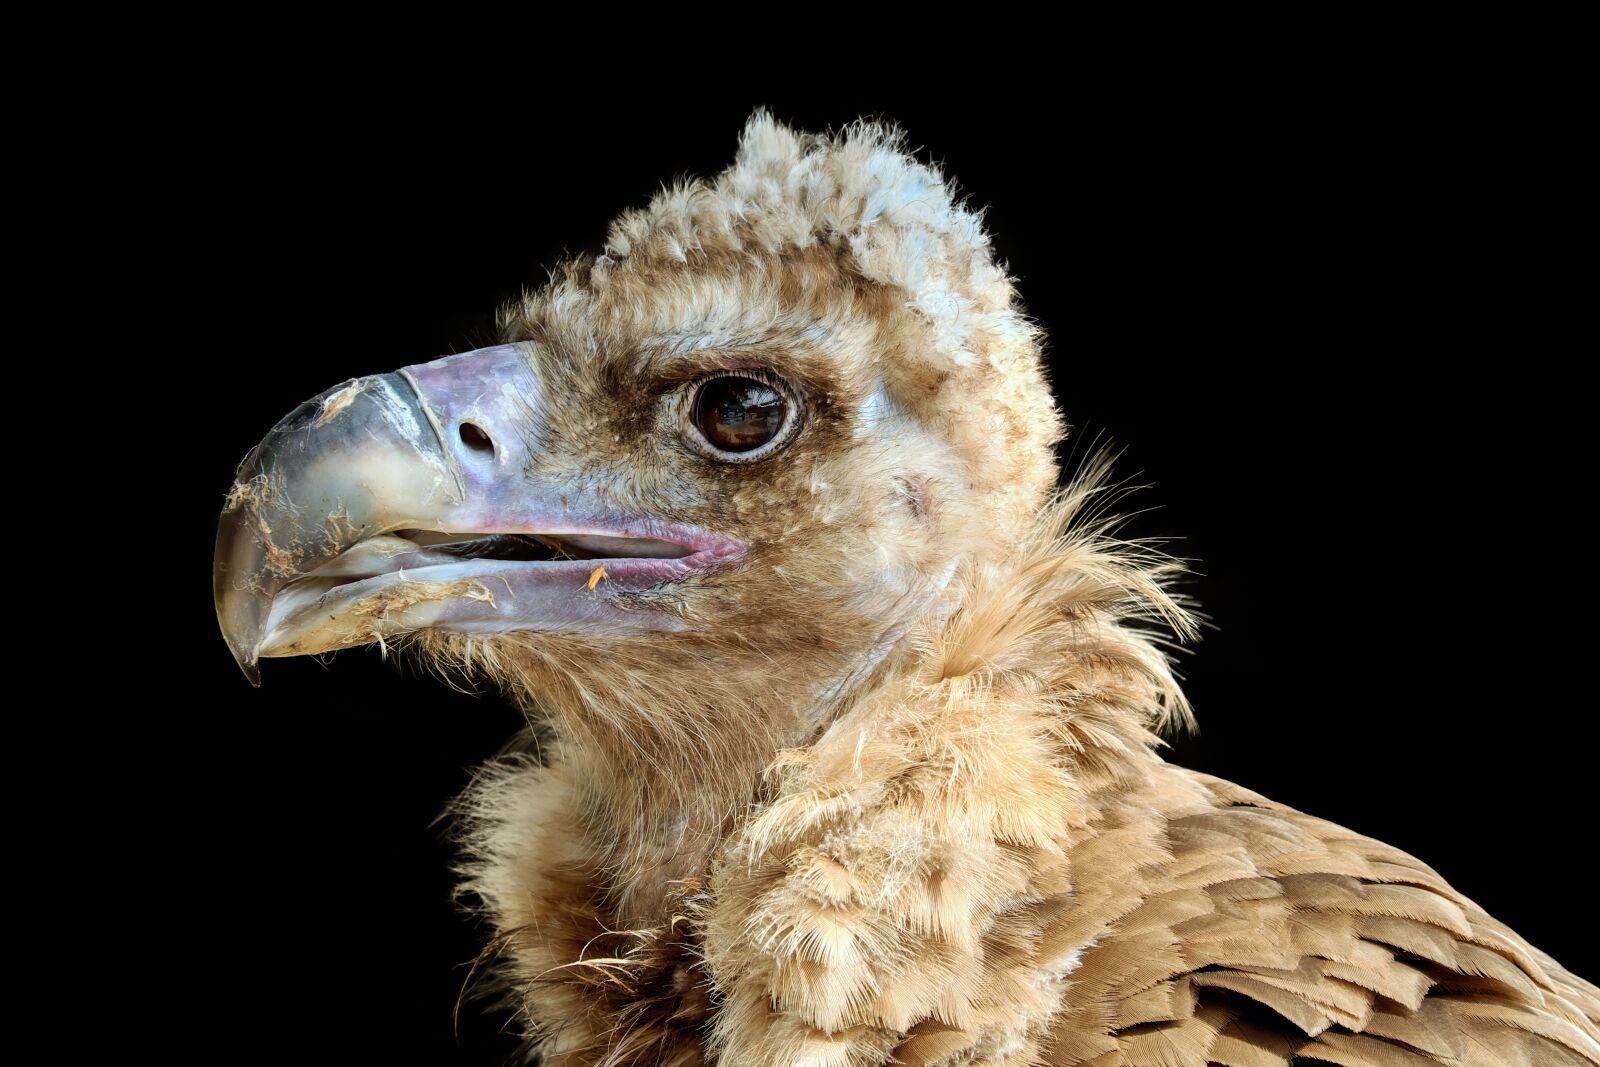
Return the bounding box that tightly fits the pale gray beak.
[214,343,743,685]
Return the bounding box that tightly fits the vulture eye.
[687,373,796,460]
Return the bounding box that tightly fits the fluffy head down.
[506,106,1063,578]
[570,107,1065,540]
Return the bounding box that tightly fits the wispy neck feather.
[922,451,1197,743]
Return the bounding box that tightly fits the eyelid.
[685,363,788,389]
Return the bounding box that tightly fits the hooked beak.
[213,342,744,685]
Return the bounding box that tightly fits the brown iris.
[692,376,788,453]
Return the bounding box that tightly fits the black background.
[158,83,1592,1061]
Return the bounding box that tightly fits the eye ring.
[681,369,801,462]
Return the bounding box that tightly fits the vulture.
[213,111,1597,1066]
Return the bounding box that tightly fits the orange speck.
[586,565,607,591]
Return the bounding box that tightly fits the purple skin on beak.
[213,343,745,685]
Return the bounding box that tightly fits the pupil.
[695,376,785,453]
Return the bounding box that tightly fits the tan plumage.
[222,110,1597,1064]
[452,473,1599,1065]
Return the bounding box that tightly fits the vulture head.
[215,110,1147,816]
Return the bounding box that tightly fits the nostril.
[459,422,495,455]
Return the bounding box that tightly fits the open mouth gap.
[393,530,693,562]
[397,530,573,562]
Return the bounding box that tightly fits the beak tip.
[223,638,263,687]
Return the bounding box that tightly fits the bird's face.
[215,116,1063,735]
